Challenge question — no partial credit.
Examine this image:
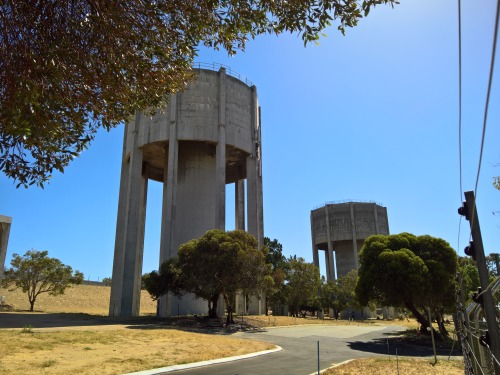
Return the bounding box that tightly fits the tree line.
[143,230,498,340]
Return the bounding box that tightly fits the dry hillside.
[0,284,157,315]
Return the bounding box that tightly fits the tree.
[263,237,289,315]
[320,269,360,319]
[101,277,112,287]
[144,229,271,323]
[355,233,457,338]
[0,0,398,187]
[3,250,83,311]
[284,257,321,317]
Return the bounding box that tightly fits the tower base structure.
[110,66,264,317]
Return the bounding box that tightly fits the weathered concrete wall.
[110,67,264,317]
[311,202,389,279]
[0,215,12,284]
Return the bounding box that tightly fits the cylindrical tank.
[311,201,389,280]
[110,65,264,317]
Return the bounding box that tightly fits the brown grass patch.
[323,357,464,375]
[0,327,273,375]
[0,284,156,315]
[243,315,420,329]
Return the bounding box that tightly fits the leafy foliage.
[0,0,398,187]
[355,233,457,337]
[263,237,290,313]
[284,257,321,317]
[320,269,360,319]
[3,250,83,311]
[101,277,112,287]
[144,229,270,323]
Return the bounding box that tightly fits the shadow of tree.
[0,312,268,336]
[347,335,462,357]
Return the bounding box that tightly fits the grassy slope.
[0,284,157,315]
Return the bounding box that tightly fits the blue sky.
[1,0,500,281]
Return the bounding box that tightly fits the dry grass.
[0,328,273,375]
[0,284,157,315]
[243,314,420,329]
[323,357,464,375]
[0,285,274,374]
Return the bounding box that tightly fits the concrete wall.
[0,215,12,284]
[110,67,264,317]
[311,202,389,279]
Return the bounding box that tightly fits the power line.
[474,0,500,197]
[458,0,463,202]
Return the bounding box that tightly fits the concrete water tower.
[311,201,389,280]
[110,65,264,317]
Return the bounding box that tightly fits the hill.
[0,284,157,315]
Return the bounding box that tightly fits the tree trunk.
[404,302,429,332]
[208,295,219,318]
[435,309,448,338]
[223,293,235,325]
[29,299,35,312]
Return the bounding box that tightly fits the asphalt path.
[164,324,410,375]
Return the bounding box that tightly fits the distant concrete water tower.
[311,201,389,280]
[110,65,264,317]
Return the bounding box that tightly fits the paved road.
[163,324,410,375]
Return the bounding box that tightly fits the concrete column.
[158,94,179,317]
[256,106,264,249]
[246,155,257,240]
[324,205,335,280]
[349,203,359,270]
[109,113,148,317]
[109,124,130,316]
[310,212,320,270]
[235,180,245,230]
[373,204,380,234]
[0,215,12,285]
[246,86,259,243]
[215,68,226,230]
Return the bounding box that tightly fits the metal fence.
[456,276,500,374]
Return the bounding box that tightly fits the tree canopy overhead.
[1,0,397,187]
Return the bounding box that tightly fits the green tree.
[101,277,112,287]
[356,233,457,338]
[3,250,84,311]
[144,230,271,323]
[284,257,321,317]
[263,237,289,315]
[320,269,360,319]
[1,0,398,187]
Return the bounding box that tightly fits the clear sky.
[1,0,499,281]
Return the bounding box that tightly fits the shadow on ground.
[348,334,462,357]
[0,311,267,335]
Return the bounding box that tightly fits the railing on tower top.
[192,62,254,87]
[313,200,384,210]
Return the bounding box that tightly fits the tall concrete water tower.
[311,201,389,280]
[110,65,264,317]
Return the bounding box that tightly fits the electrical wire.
[474,0,500,197]
[458,0,463,201]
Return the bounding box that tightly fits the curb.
[122,345,283,375]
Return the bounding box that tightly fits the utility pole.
[460,191,500,374]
